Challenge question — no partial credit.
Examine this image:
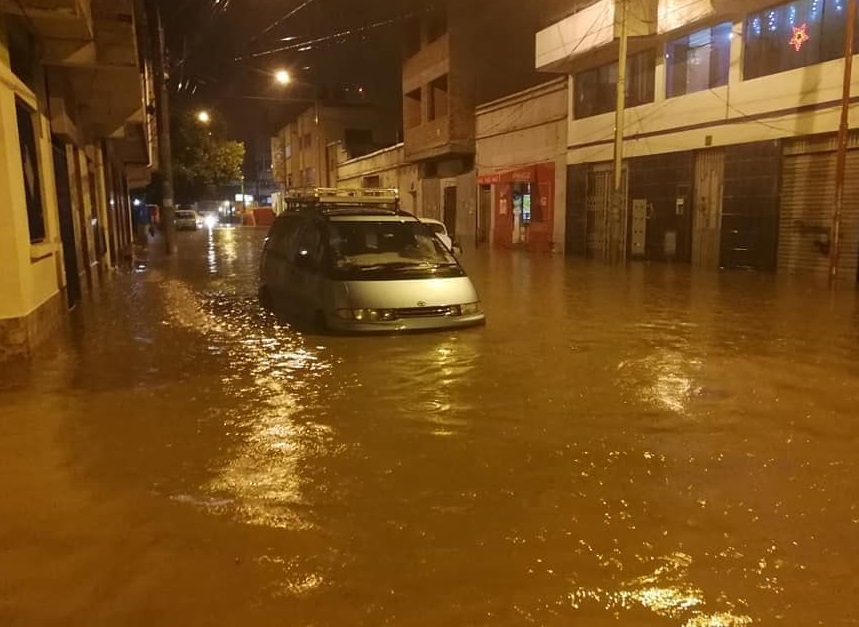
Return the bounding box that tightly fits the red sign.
[477,173,503,185]
[478,168,535,185]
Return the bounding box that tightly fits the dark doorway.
[477,184,491,245]
[52,139,81,309]
[443,185,457,239]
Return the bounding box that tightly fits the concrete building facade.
[271,103,396,198]
[333,142,420,215]
[475,78,569,252]
[537,0,859,281]
[0,0,158,359]
[402,0,579,249]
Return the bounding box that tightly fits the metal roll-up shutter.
[779,139,859,281]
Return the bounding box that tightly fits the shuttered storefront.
[780,133,859,281]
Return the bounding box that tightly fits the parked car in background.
[174,209,200,231]
[420,218,461,253]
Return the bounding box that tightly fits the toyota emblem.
[417,301,427,307]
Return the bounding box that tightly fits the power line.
[249,0,320,44]
[236,14,410,61]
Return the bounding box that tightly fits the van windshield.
[328,220,458,274]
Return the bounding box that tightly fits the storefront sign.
[478,167,536,185]
[478,173,503,185]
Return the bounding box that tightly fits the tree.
[171,108,245,203]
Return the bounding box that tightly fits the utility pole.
[610,0,629,264]
[149,0,177,255]
[830,0,857,286]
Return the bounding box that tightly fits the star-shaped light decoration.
[789,22,810,52]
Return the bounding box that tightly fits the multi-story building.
[246,134,277,204]
[401,0,577,248]
[0,0,158,359]
[333,142,420,214]
[538,0,859,281]
[271,103,397,195]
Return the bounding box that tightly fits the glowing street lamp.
[196,110,211,124]
[274,69,291,86]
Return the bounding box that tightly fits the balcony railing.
[536,0,657,72]
[0,0,92,40]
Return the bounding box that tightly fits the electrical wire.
[236,14,411,61]
[249,0,320,44]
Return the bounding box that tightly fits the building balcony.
[657,0,775,34]
[536,0,658,73]
[404,115,473,163]
[403,32,450,95]
[0,0,93,40]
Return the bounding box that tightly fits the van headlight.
[336,308,399,322]
[459,302,482,316]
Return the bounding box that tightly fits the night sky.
[158,0,436,145]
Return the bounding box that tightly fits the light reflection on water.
[60,228,859,624]
[160,272,339,532]
[569,552,753,625]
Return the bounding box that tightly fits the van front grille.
[394,306,456,319]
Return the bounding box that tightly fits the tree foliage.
[172,109,245,202]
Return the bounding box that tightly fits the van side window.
[273,217,304,258]
[294,222,325,269]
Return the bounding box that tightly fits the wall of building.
[476,79,569,251]
[0,4,154,359]
[550,1,859,279]
[281,104,397,188]
[336,143,420,215]
[566,29,859,164]
[0,19,64,342]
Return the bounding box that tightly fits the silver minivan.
[259,207,485,332]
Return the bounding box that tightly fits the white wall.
[0,50,62,321]
[568,22,859,165]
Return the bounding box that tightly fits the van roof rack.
[284,187,400,205]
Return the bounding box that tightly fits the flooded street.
[2,226,859,626]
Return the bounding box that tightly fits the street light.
[196,110,211,124]
[274,69,291,85]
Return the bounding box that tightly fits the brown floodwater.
[1,226,858,626]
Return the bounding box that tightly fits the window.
[303,167,315,186]
[15,100,46,242]
[294,222,326,269]
[428,74,449,121]
[405,88,422,128]
[574,50,656,119]
[301,133,313,149]
[744,0,859,80]
[666,22,732,97]
[363,175,382,188]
